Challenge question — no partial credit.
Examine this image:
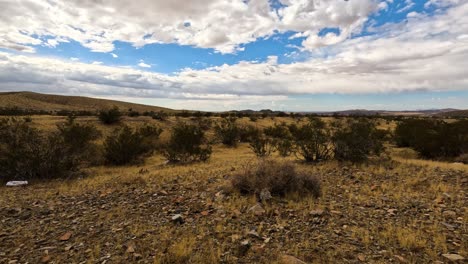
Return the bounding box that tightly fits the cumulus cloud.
[0,0,381,53]
[0,1,467,110]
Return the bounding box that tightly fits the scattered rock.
[59,232,72,241]
[40,255,51,263]
[443,210,457,219]
[126,245,135,254]
[248,204,265,216]
[357,254,365,262]
[394,254,407,263]
[171,214,184,224]
[309,209,324,216]
[442,253,465,262]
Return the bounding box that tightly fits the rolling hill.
[0,91,175,113]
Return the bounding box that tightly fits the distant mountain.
[435,109,468,117]
[0,91,175,113]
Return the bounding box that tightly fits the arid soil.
[1,146,467,263]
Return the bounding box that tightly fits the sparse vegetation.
[231,159,321,198]
[291,117,332,162]
[332,118,386,163]
[215,117,240,147]
[162,122,212,163]
[99,106,123,124]
[0,117,100,182]
[104,124,162,165]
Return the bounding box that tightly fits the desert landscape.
[0,92,467,264]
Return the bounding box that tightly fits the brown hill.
[0,91,175,112]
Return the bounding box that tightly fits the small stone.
[248,204,266,216]
[394,255,407,263]
[357,254,365,262]
[247,230,260,238]
[41,255,51,263]
[443,210,457,219]
[200,211,209,216]
[171,214,184,224]
[442,253,465,262]
[126,245,135,253]
[59,232,72,241]
[309,209,324,216]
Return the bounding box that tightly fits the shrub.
[215,117,240,147]
[104,124,162,165]
[264,123,291,139]
[152,111,169,121]
[239,125,261,143]
[0,117,101,182]
[394,119,468,159]
[99,106,122,124]
[275,139,293,157]
[231,160,321,198]
[291,118,332,162]
[162,122,212,163]
[332,118,385,163]
[249,136,276,157]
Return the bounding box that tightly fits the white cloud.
[138,60,151,68]
[111,53,118,58]
[0,0,381,54]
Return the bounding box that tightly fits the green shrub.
[291,118,332,162]
[249,136,276,157]
[0,117,101,182]
[231,160,321,198]
[104,124,162,165]
[275,139,293,157]
[99,106,122,124]
[152,111,169,121]
[162,122,212,163]
[394,119,468,159]
[239,125,262,143]
[332,118,385,163]
[215,117,240,147]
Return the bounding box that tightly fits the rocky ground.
[0,147,467,264]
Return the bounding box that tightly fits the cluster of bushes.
[242,117,387,163]
[395,119,468,161]
[0,117,101,182]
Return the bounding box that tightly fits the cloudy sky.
[1,0,467,111]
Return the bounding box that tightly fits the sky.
[0,0,467,111]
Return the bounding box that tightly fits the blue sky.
[0,0,467,111]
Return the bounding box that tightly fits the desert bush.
[99,106,122,124]
[275,139,293,157]
[264,123,291,139]
[394,119,468,159]
[249,135,276,157]
[104,124,162,165]
[162,122,212,163]
[332,118,385,163]
[215,117,240,147]
[151,111,169,121]
[231,160,321,198]
[0,117,101,181]
[239,125,261,143]
[291,118,332,162]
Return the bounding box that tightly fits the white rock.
[6,181,28,187]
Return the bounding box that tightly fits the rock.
[259,189,272,202]
[6,181,28,187]
[247,230,260,239]
[357,254,365,262]
[238,240,251,256]
[443,210,457,219]
[280,254,307,264]
[200,210,209,216]
[171,214,184,224]
[126,245,135,253]
[309,209,324,216]
[59,232,72,241]
[394,255,407,263]
[442,254,465,262]
[215,191,225,202]
[248,203,266,216]
[41,255,51,263]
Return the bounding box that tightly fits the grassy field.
[0,115,467,263]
